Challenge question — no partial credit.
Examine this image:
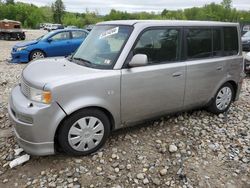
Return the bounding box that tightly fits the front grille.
[20,78,31,99]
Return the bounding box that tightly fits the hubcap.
[32,51,44,60]
[216,86,232,111]
[68,116,104,152]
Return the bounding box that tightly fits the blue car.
[11,29,89,63]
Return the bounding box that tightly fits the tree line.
[0,0,250,29]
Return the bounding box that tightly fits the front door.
[46,31,72,56]
[121,28,186,124]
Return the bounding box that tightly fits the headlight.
[29,87,52,104]
[16,46,27,52]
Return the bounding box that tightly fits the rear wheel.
[30,50,45,61]
[207,83,234,114]
[57,109,111,155]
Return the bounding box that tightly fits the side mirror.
[129,54,148,67]
[47,38,53,43]
[245,52,250,61]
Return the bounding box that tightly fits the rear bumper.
[11,50,29,63]
[235,72,246,101]
[243,44,250,51]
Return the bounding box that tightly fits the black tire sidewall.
[58,109,111,156]
[208,83,234,114]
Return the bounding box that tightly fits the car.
[0,19,25,40]
[11,29,89,63]
[245,52,250,74]
[47,24,64,32]
[66,25,78,29]
[8,20,244,156]
[43,23,52,30]
[242,31,250,51]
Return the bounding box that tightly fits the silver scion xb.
[8,20,244,156]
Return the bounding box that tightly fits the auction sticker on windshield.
[99,27,119,39]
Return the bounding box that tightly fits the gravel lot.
[0,30,249,188]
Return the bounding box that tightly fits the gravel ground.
[0,30,249,188]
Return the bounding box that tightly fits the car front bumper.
[8,85,66,156]
[242,43,250,51]
[11,50,30,63]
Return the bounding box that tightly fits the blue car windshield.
[72,25,133,69]
[37,31,57,41]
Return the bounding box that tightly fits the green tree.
[5,0,14,5]
[221,0,232,9]
[51,0,65,23]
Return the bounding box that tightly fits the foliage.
[51,0,65,24]
[0,0,250,29]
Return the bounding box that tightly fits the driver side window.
[51,32,70,41]
[133,28,181,64]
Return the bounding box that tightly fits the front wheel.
[207,83,234,114]
[57,109,111,155]
[29,50,45,61]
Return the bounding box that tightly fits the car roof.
[97,20,239,27]
[53,29,89,33]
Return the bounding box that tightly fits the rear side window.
[72,31,87,39]
[224,27,239,56]
[133,28,181,64]
[187,29,212,59]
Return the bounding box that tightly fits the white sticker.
[104,59,111,65]
[99,27,119,39]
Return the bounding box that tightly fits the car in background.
[43,23,52,30]
[245,52,250,74]
[11,29,89,63]
[242,31,250,51]
[47,24,64,32]
[0,19,25,40]
[84,24,95,32]
[66,25,78,29]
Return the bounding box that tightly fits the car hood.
[15,40,38,48]
[22,57,100,89]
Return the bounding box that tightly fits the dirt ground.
[0,30,249,188]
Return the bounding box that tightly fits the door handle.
[216,66,223,71]
[172,72,183,77]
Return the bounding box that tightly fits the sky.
[16,0,250,15]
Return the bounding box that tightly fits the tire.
[207,83,234,114]
[57,109,111,156]
[4,34,10,41]
[29,50,45,61]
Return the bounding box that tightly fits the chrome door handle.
[172,72,182,77]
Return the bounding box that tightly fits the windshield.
[243,31,250,37]
[72,25,133,69]
[37,31,57,41]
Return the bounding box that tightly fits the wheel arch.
[54,106,115,152]
[29,49,47,61]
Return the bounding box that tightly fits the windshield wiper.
[72,57,93,67]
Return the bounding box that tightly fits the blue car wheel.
[30,50,46,61]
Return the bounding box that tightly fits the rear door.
[121,27,186,124]
[71,30,88,52]
[184,27,239,108]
